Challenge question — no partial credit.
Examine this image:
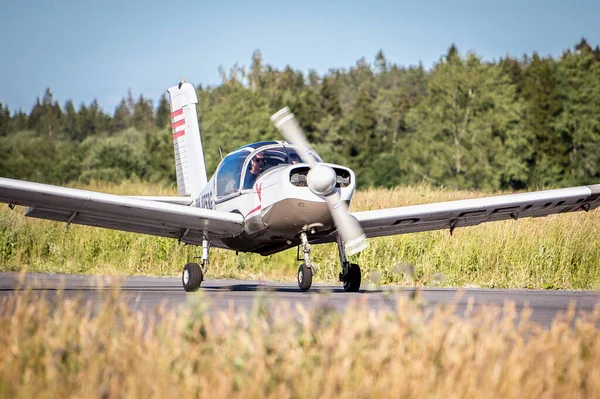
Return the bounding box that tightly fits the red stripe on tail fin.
[172,130,185,139]
[172,119,185,129]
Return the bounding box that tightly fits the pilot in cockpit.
[244,152,265,189]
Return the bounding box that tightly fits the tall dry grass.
[0,289,599,398]
[1,181,599,289]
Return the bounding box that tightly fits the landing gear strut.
[297,231,317,291]
[182,234,210,292]
[337,235,361,292]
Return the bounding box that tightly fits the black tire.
[297,263,313,291]
[343,263,361,292]
[182,262,203,292]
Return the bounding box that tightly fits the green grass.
[1,288,599,398]
[1,181,599,289]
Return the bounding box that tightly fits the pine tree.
[79,100,109,138]
[446,43,459,62]
[0,103,10,136]
[63,100,81,140]
[575,37,593,53]
[499,56,525,97]
[155,94,170,129]
[348,83,377,184]
[320,76,342,117]
[399,63,428,104]
[340,58,374,113]
[521,54,565,185]
[28,88,62,137]
[111,99,131,132]
[289,88,323,143]
[374,49,389,75]
[125,89,136,116]
[10,110,28,131]
[132,95,154,132]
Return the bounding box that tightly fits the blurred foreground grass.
[1,288,599,398]
[1,180,599,289]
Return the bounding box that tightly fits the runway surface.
[1,272,599,328]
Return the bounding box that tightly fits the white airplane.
[1,80,599,292]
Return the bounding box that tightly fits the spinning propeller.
[270,107,368,256]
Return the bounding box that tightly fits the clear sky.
[1,0,598,114]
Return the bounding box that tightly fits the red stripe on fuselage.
[172,130,185,139]
[172,119,185,129]
[245,205,261,218]
[170,109,183,118]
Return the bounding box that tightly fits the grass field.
[1,181,599,289]
[1,288,599,398]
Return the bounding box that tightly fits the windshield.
[284,147,322,165]
[241,145,322,189]
[215,152,246,197]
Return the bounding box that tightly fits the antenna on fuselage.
[218,147,224,160]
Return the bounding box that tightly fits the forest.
[1,39,600,191]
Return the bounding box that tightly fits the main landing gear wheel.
[342,263,361,292]
[182,262,203,292]
[297,263,313,291]
[335,234,361,292]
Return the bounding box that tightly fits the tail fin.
[167,80,208,198]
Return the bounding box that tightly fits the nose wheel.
[297,231,318,291]
[297,263,314,291]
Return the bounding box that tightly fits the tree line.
[1,38,600,190]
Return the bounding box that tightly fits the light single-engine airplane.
[1,80,599,292]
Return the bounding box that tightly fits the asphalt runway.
[1,272,599,328]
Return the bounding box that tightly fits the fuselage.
[190,141,356,255]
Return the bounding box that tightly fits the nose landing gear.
[297,231,317,291]
[297,262,313,291]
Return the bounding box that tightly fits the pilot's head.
[250,153,265,174]
[290,153,301,164]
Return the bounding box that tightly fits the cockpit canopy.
[215,142,322,198]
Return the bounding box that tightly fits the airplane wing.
[0,178,244,245]
[350,185,600,239]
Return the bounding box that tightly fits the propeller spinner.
[270,107,368,256]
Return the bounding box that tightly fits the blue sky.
[0,0,598,114]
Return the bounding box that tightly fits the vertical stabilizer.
[167,81,208,198]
